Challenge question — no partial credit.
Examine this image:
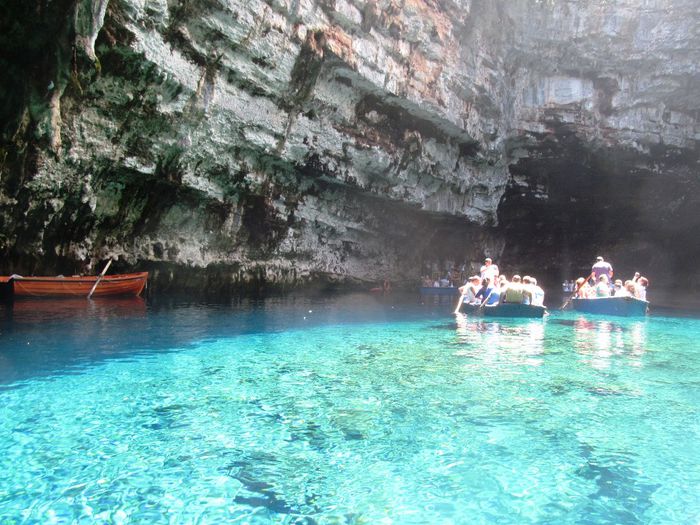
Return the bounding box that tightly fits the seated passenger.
[501,275,525,303]
[459,275,482,304]
[624,280,638,298]
[595,275,611,297]
[530,277,545,306]
[521,276,535,305]
[636,276,648,301]
[475,278,498,305]
[631,273,648,300]
[574,277,591,298]
[485,285,501,305]
[612,279,629,297]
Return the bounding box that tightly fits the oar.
[87,259,113,299]
[561,271,594,309]
[454,291,465,314]
[478,288,495,310]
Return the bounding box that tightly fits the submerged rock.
[0,0,698,294]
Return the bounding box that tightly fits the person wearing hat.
[454,275,482,312]
[591,256,613,282]
[459,275,482,304]
[480,257,499,283]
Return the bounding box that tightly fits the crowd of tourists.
[425,255,649,312]
[571,256,649,301]
[456,258,546,308]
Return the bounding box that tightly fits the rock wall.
[501,0,700,289]
[1,0,698,293]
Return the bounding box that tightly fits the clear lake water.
[0,293,699,524]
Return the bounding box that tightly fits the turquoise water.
[1,295,699,524]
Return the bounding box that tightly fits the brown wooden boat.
[0,272,148,298]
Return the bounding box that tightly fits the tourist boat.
[0,272,148,298]
[571,296,648,317]
[461,303,547,318]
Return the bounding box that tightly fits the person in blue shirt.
[475,278,499,305]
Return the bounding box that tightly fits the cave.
[0,0,698,303]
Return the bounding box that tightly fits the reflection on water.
[453,313,546,367]
[6,297,147,323]
[572,317,648,369]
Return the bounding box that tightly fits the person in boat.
[574,277,593,298]
[595,274,611,297]
[486,280,502,305]
[530,277,545,306]
[632,273,649,301]
[624,280,638,297]
[459,275,482,304]
[475,277,499,306]
[612,279,629,297]
[635,276,648,301]
[592,256,614,282]
[521,276,535,305]
[480,258,499,283]
[501,274,530,304]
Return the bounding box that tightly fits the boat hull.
[9,272,148,298]
[462,303,546,318]
[572,296,648,317]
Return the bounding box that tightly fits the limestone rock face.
[1,0,698,292]
[501,0,700,289]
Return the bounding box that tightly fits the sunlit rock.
[0,0,698,293]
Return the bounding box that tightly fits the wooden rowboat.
[461,303,547,318]
[0,272,148,298]
[572,296,648,317]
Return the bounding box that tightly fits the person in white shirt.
[530,277,545,306]
[595,275,611,297]
[460,275,482,304]
[635,276,648,301]
[480,258,499,283]
[612,279,629,297]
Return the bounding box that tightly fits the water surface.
[0,294,699,524]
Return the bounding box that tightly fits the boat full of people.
[564,256,649,317]
[451,258,548,318]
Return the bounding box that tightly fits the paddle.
[454,290,466,314]
[87,259,113,299]
[477,288,494,311]
[561,271,594,309]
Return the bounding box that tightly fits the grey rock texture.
[1,0,698,293]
